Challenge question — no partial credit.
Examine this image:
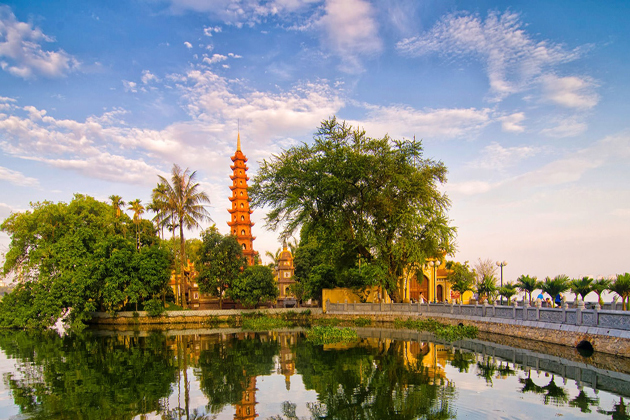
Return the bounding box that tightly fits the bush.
[242,315,291,331]
[394,318,478,341]
[314,317,341,327]
[144,299,165,317]
[353,317,372,327]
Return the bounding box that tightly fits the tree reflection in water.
[0,330,629,420]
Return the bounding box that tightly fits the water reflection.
[0,328,628,419]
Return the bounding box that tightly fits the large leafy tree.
[228,265,278,308]
[250,117,455,302]
[0,195,169,328]
[152,164,211,308]
[446,261,475,303]
[196,228,247,309]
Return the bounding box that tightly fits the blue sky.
[1,0,629,282]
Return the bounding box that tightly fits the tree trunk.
[179,221,188,309]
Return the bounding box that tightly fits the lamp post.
[430,260,441,303]
[496,261,507,305]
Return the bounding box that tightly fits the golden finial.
[237,131,241,151]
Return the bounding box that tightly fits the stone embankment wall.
[89,307,322,326]
[325,300,630,358]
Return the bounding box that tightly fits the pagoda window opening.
[240,203,244,208]
[241,229,246,235]
[242,244,246,250]
[241,215,245,221]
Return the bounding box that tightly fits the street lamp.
[496,261,507,305]
[429,260,441,303]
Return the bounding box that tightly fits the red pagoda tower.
[227,133,257,265]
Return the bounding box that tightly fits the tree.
[446,261,475,303]
[476,275,497,303]
[540,275,570,307]
[250,117,455,302]
[516,275,540,304]
[592,278,612,306]
[128,199,145,250]
[287,281,306,307]
[473,258,497,284]
[109,195,126,218]
[196,228,246,309]
[611,273,630,311]
[498,283,519,305]
[228,265,278,308]
[570,276,593,303]
[153,164,212,308]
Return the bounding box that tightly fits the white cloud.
[314,0,382,73]
[351,103,492,140]
[0,166,39,187]
[397,11,582,101]
[540,116,587,138]
[498,112,525,133]
[122,80,138,92]
[469,142,539,171]
[141,70,159,84]
[203,54,228,65]
[203,26,222,36]
[540,74,599,109]
[184,41,193,49]
[0,5,79,78]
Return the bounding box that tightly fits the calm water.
[0,328,628,420]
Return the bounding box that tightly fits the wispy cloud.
[498,112,526,133]
[540,116,587,138]
[469,142,540,171]
[397,11,583,102]
[0,165,39,187]
[540,74,599,109]
[0,5,79,78]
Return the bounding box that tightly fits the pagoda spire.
[227,132,257,265]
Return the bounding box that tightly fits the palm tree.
[147,183,169,239]
[476,275,497,304]
[265,248,282,271]
[592,278,612,306]
[540,275,570,307]
[128,199,145,250]
[516,275,540,304]
[109,194,126,217]
[498,283,519,305]
[611,273,630,311]
[154,164,212,308]
[450,277,474,304]
[570,276,593,304]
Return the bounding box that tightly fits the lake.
[0,327,628,419]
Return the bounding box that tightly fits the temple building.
[227,133,258,266]
[276,241,296,307]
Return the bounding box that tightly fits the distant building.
[276,242,296,307]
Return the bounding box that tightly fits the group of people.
[537,293,564,307]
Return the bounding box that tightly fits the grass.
[313,317,341,327]
[306,326,359,345]
[241,314,291,331]
[394,318,478,341]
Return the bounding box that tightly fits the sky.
[0,0,629,283]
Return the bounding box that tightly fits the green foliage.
[592,278,612,306]
[612,273,630,311]
[250,117,456,302]
[143,299,165,317]
[241,315,291,330]
[476,275,498,303]
[516,274,540,303]
[541,275,570,306]
[287,281,306,306]
[314,317,341,327]
[394,318,478,341]
[229,265,278,308]
[447,261,476,301]
[306,326,358,345]
[570,276,594,302]
[196,227,247,309]
[0,194,170,329]
[353,317,372,327]
[498,283,519,305]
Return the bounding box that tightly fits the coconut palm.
[265,248,282,271]
[476,275,497,304]
[541,275,570,307]
[592,278,612,306]
[611,273,630,311]
[153,164,212,308]
[109,194,126,217]
[570,276,593,304]
[450,277,474,304]
[516,275,540,304]
[128,199,145,250]
[498,283,519,305]
[147,183,170,239]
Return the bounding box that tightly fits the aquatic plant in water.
[306,326,359,345]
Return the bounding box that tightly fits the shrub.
[306,326,358,345]
[144,299,165,317]
[394,318,478,341]
[353,317,372,327]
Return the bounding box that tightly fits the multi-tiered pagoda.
[227,133,257,265]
